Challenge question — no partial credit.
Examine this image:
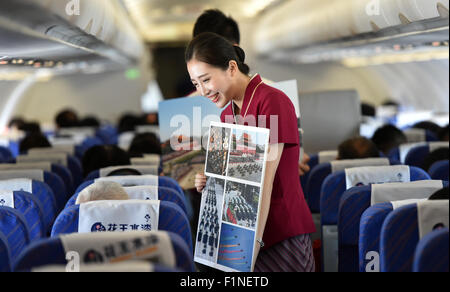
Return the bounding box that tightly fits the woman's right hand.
[195,173,207,193]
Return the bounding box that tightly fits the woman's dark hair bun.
[186,32,251,75]
[233,45,246,63]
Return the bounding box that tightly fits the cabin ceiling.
[121,0,283,43]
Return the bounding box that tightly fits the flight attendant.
[187,32,316,272]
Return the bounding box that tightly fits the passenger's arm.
[252,143,284,270]
[298,152,311,176]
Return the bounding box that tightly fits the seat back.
[320,165,430,272]
[429,160,449,181]
[405,142,449,168]
[26,149,84,188]
[413,227,449,272]
[0,179,56,233]
[77,176,185,206]
[96,125,118,145]
[65,186,187,215]
[306,158,390,212]
[0,169,67,211]
[339,180,446,272]
[0,146,13,162]
[75,136,104,160]
[0,230,12,272]
[380,200,449,272]
[12,191,45,241]
[51,200,192,253]
[86,165,161,181]
[14,231,195,272]
[0,162,74,197]
[0,206,31,265]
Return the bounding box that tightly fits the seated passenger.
[107,168,142,177]
[429,187,449,200]
[128,133,162,158]
[75,181,129,204]
[421,148,449,172]
[371,124,407,155]
[117,113,143,134]
[412,121,442,137]
[361,103,376,117]
[19,132,51,154]
[337,137,380,160]
[8,117,25,130]
[19,121,41,134]
[79,116,100,128]
[55,109,79,129]
[82,145,130,177]
[438,125,449,142]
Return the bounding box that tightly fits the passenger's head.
[55,109,79,128]
[337,137,380,160]
[75,181,129,204]
[193,9,240,45]
[18,121,42,135]
[79,116,100,128]
[186,32,250,108]
[117,114,142,134]
[19,132,51,154]
[107,168,142,177]
[371,124,407,155]
[438,125,449,141]
[8,117,25,130]
[421,148,449,172]
[429,187,449,200]
[128,133,161,157]
[361,103,376,117]
[412,121,442,137]
[82,145,130,177]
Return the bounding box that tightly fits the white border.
[195,121,270,272]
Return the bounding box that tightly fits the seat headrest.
[0,170,43,182]
[399,142,427,163]
[17,153,68,167]
[59,231,176,268]
[78,200,161,234]
[371,180,444,206]
[417,200,449,239]
[123,186,158,201]
[28,145,75,156]
[100,165,159,177]
[345,165,410,189]
[131,156,161,166]
[318,150,338,164]
[0,190,14,208]
[76,181,129,205]
[0,162,52,172]
[96,175,158,188]
[330,157,389,173]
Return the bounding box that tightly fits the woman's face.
[187,59,233,109]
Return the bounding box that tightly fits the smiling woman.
[185,32,251,111]
[187,32,316,272]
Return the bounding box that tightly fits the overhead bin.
[0,0,145,72]
[253,0,449,60]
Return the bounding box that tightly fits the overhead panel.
[0,0,146,77]
[253,0,449,65]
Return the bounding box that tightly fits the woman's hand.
[195,173,207,193]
